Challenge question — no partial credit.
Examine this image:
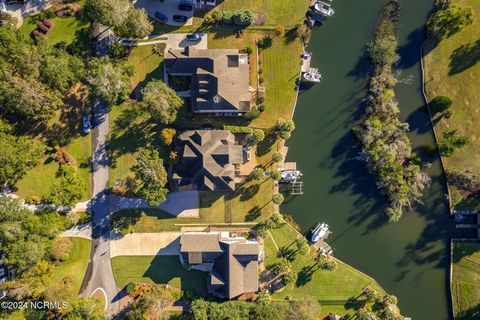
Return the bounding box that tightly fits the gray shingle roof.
[172,130,243,191]
[165,47,251,113]
[180,233,259,299]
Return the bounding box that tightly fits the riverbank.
[423,0,480,212]
[282,0,452,318]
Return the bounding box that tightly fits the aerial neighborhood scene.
[1,0,480,319]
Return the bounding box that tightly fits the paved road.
[79,99,121,316]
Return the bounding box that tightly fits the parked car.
[82,114,91,134]
[186,33,202,41]
[173,15,188,23]
[154,11,168,23]
[178,3,193,11]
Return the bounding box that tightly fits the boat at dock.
[301,52,322,83]
[280,170,303,182]
[310,222,330,243]
[313,1,335,17]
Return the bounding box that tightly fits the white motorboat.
[280,170,303,182]
[303,71,322,82]
[310,222,329,243]
[313,1,335,17]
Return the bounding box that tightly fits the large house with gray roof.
[171,130,244,192]
[179,232,260,299]
[164,46,251,116]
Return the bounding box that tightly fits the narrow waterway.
[282,0,454,319]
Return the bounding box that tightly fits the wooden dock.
[301,52,319,75]
[312,229,333,255]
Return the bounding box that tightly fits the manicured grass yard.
[127,44,165,97]
[423,0,480,209]
[111,179,274,232]
[112,255,207,296]
[452,242,480,319]
[47,237,91,300]
[266,223,384,315]
[19,2,89,46]
[216,0,310,26]
[251,37,302,129]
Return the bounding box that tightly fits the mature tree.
[48,166,86,207]
[38,44,84,93]
[117,8,153,39]
[316,254,337,271]
[161,128,176,145]
[131,148,169,206]
[86,0,130,31]
[0,74,63,122]
[87,57,134,105]
[123,287,174,320]
[50,237,73,262]
[2,260,54,300]
[282,270,298,285]
[244,129,265,146]
[271,152,284,164]
[250,167,265,181]
[437,129,469,157]
[273,118,295,139]
[427,5,474,39]
[86,0,152,39]
[295,237,310,255]
[0,24,40,78]
[142,79,183,124]
[0,132,44,186]
[269,170,282,181]
[272,193,284,205]
[64,298,105,320]
[430,96,452,116]
[270,258,291,275]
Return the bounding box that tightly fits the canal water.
[282,0,455,319]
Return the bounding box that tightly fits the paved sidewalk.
[61,223,92,240]
[110,232,181,257]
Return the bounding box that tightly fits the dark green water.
[282,0,454,319]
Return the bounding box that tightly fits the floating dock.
[301,52,322,82]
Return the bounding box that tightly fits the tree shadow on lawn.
[296,262,320,287]
[449,39,480,75]
[256,130,277,157]
[456,304,480,320]
[131,55,165,100]
[452,242,480,264]
[144,255,208,297]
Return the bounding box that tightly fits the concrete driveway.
[110,232,181,257]
[110,191,200,218]
[134,0,193,26]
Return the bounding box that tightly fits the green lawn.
[19,2,89,46]
[111,255,207,296]
[111,179,274,232]
[15,103,93,201]
[216,0,310,26]
[46,237,91,300]
[127,44,165,97]
[266,223,385,315]
[452,242,480,319]
[423,0,480,210]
